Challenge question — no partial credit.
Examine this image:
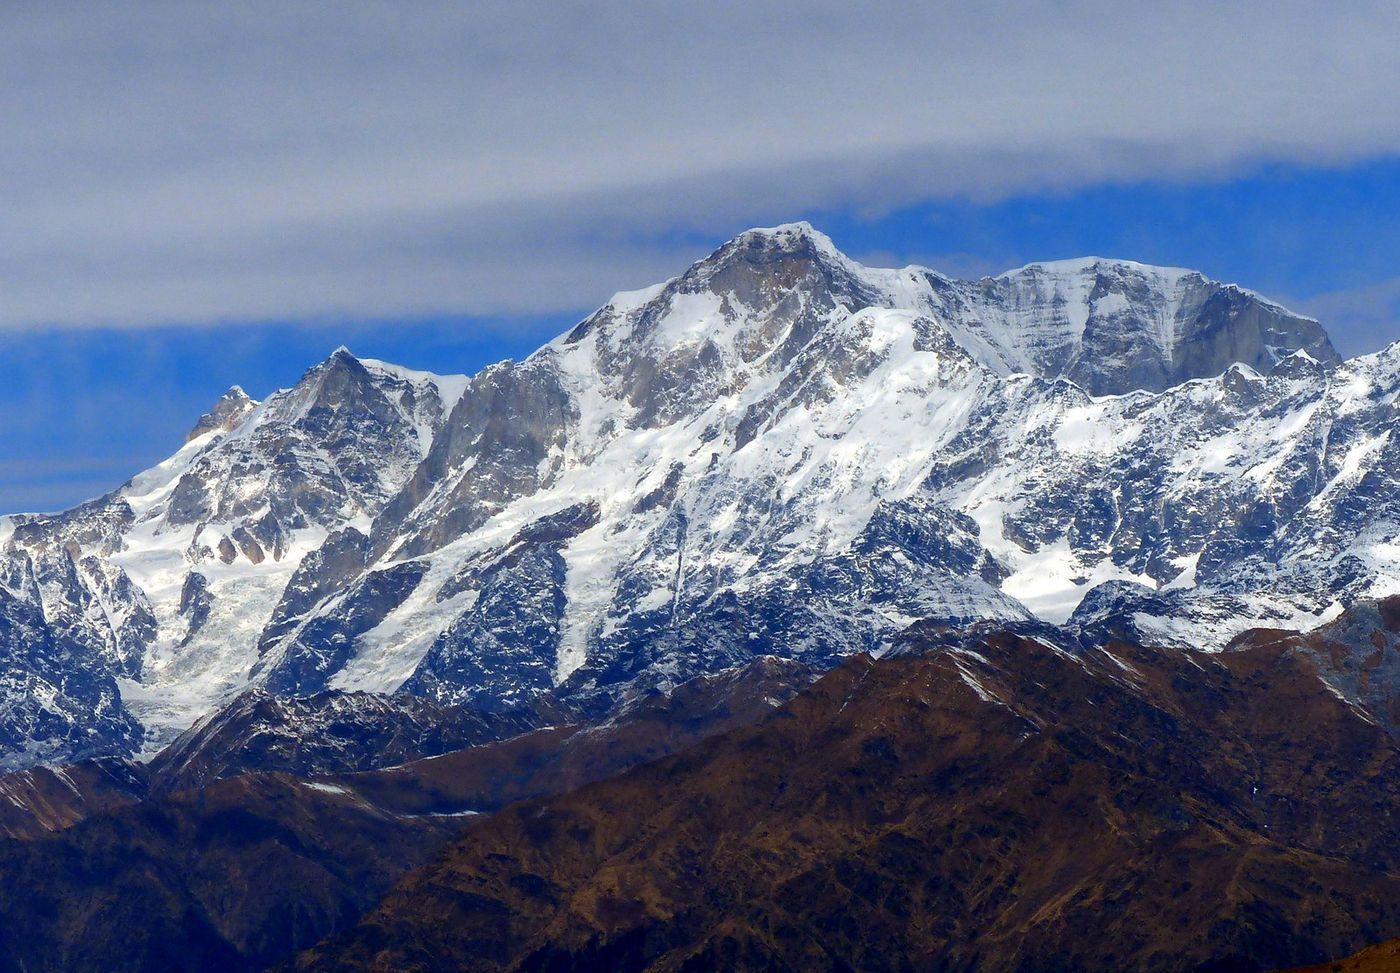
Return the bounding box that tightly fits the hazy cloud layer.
[4,1,1400,327]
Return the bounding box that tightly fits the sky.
[3,1,1400,513]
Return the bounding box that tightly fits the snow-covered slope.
[0,222,1384,768]
[0,350,465,765]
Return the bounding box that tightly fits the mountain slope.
[146,689,543,794]
[1286,937,1400,972]
[0,657,814,973]
[0,352,465,764]
[294,625,1400,973]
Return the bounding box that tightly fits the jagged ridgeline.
[4,222,1396,770]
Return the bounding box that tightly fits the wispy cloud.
[3,1,1399,328]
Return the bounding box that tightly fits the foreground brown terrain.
[2,606,1399,972]
[293,618,1400,973]
[1286,937,1400,972]
[0,660,814,972]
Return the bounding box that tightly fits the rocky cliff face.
[0,222,1387,770]
[958,256,1338,394]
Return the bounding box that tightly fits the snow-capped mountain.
[0,351,465,766]
[2,221,1392,769]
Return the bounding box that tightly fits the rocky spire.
[186,386,257,443]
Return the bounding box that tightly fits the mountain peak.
[733,220,833,248]
[291,345,373,387]
[714,221,850,270]
[656,221,874,318]
[272,343,427,427]
[999,255,1198,284]
[186,386,257,442]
